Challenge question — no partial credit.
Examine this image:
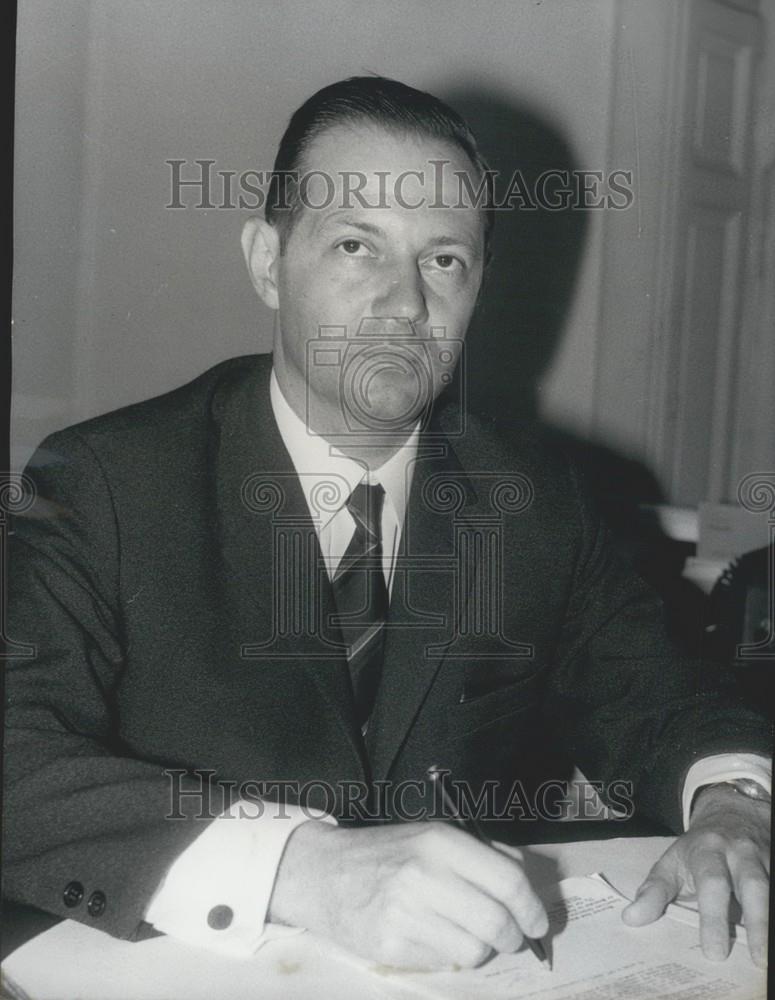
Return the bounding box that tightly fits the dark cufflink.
[87,890,107,917]
[62,881,84,908]
[207,904,234,930]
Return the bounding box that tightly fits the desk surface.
[2,834,680,1000]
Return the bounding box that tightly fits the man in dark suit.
[4,77,771,971]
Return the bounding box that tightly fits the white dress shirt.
[145,370,771,956]
[267,368,418,591]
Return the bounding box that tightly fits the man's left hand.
[622,785,770,967]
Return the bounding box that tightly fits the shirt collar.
[269,368,418,530]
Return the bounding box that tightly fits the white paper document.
[368,874,764,999]
[2,871,765,1000]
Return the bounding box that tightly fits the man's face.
[269,123,486,440]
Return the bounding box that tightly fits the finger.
[421,869,524,954]
[694,855,733,961]
[378,906,493,971]
[429,826,547,938]
[622,851,681,927]
[729,855,770,968]
[422,914,495,970]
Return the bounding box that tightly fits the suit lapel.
[368,432,477,780]
[211,356,367,774]
[210,359,493,784]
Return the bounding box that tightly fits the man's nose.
[371,260,428,327]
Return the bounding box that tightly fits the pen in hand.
[427,764,552,972]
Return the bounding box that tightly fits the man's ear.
[241,217,281,310]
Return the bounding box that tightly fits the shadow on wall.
[442,87,585,425]
[441,85,710,654]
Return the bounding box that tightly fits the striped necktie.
[332,482,388,729]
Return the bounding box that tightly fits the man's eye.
[428,254,463,271]
[337,239,368,255]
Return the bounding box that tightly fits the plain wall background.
[12,0,775,508]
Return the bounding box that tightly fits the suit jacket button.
[87,890,107,917]
[62,881,84,908]
[207,905,233,930]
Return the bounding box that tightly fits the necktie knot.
[346,482,385,544]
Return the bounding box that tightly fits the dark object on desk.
[0,901,60,962]
[0,900,161,961]
[706,543,775,718]
[487,814,673,854]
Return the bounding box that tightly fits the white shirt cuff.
[682,754,772,830]
[144,798,336,957]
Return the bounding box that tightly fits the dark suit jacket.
[4,353,771,942]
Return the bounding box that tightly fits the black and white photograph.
[2,2,774,998]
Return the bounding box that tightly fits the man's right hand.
[268,820,548,970]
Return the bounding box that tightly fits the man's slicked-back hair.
[265,75,494,257]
